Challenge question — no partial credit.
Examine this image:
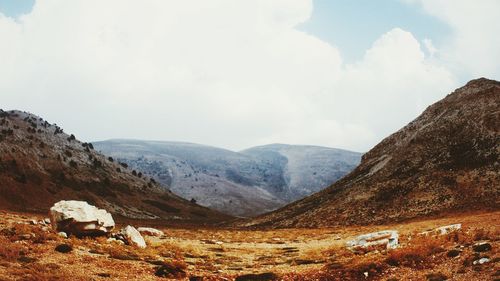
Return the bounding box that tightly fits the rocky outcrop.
[49,200,115,236]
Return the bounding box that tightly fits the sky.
[0,0,499,152]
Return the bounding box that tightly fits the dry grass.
[0,211,498,280]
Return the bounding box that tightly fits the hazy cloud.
[0,0,497,152]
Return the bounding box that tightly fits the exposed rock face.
[137,227,164,237]
[245,78,500,228]
[93,140,361,217]
[117,225,146,248]
[49,200,115,236]
[0,110,231,224]
[346,230,399,252]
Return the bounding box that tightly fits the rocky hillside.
[0,110,229,224]
[94,141,360,217]
[244,78,500,228]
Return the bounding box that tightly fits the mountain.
[241,144,361,201]
[93,141,361,217]
[244,78,500,228]
[0,110,229,224]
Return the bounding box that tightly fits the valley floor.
[0,210,498,280]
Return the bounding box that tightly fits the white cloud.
[405,0,500,79]
[0,1,495,152]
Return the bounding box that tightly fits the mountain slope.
[244,78,500,228]
[0,110,230,224]
[94,141,361,217]
[242,144,361,201]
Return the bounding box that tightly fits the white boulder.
[49,200,115,236]
[117,225,146,248]
[347,230,399,252]
[137,227,164,237]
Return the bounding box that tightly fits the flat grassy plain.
[0,210,498,280]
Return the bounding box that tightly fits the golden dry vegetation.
[0,210,498,280]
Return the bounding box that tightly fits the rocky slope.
[0,110,229,224]
[244,78,500,228]
[93,141,361,217]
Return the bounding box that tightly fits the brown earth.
[0,210,498,280]
[244,78,500,228]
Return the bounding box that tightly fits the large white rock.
[117,225,146,248]
[137,227,164,237]
[49,200,115,236]
[346,230,399,252]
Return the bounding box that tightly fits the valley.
[0,210,498,280]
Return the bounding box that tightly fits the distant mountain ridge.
[243,78,500,228]
[94,140,361,217]
[0,110,229,224]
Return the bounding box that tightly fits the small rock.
[420,224,461,236]
[58,232,68,238]
[447,249,461,258]
[29,219,38,225]
[473,258,490,265]
[117,225,146,248]
[137,227,164,237]
[44,218,51,224]
[55,244,73,253]
[472,242,492,252]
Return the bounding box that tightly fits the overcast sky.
[1,0,499,152]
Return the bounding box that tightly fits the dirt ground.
[0,210,498,280]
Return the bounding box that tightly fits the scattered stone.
[446,249,461,258]
[29,219,38,225]
[137,227,164,237]
[44,218,51,224]
[473,258,490,265]
[472,242,492,252]
[58,232,68,238]
[235,273,278,281]
[55,244,73,253]
[116,225,146,248]
[49,200,115,236]
[420,224,461,236]
[155,263,187,278]
[346,230,398,252]
[426,272,448,281]
[107,237,125,244]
